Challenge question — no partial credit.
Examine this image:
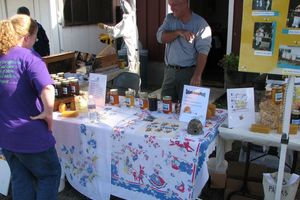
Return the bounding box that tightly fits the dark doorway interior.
[190,0,229,86]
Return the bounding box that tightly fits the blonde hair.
[0,14,37,55]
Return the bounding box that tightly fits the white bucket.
[263,172,300,200]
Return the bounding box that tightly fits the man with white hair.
[157,0,212,102]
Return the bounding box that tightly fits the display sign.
[88,73,107,108]
[227,88,255,128]
[239,0,300,75]
[179,85,210,125]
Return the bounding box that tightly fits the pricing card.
[179,85,210,125]
[227,88,255,128]
[88,73,107,108]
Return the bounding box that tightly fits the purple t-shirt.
[0,47,55,153]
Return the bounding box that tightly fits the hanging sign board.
[239,0,300,76]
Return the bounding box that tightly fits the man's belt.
[168,65,196,70]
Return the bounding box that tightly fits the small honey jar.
[54,81,63,98]
[125,90,135,107]
[62,80,70,97]
[148,93,158,111]
[271,85,283,105]
[162,96,172,114]
[291,109,300,125]
[70,79,80,95]
[139,92,149,110]
[110,89,119,105]
[57,72,65,78]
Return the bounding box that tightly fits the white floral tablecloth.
[53,103,227,200]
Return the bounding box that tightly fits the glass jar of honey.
[62,80,70,97]
[271,85,283,105]
[57,72,65,78]
[50,74,58,80]
[110,89,119,105]
[162,96,172,114]
[70,79,80,95]
[125,90,135,107]
[148,93,158,111]
[291,109,300,125]
[54,81,63,98]
[139,92,149,110]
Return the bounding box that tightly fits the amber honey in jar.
[162,96,172,114]
[70,79,80,95]
[148,93,158,111]
[110,89,119,105]
[125,90,135,107]
[54,81,63,98]
[50,74,58,80]
[271,85,283,105]
[62,80,70,97]
[291,110,300,125]
[57,72,65,78]
[139,92,149,110]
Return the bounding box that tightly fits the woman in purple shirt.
[0,15,61,200]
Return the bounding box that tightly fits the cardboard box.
[224,178,264,200]
[210,172,227,189]
[94,54,118,69]
[43,51,76,74]
[227,161,274,182]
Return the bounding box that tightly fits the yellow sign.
[239,0,300,75]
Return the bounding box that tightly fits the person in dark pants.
[157,0,212,102]
[0,14,61,200]
[17,6,50,56]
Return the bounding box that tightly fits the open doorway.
[190,0,229,87]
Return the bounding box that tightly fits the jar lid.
[57,72,65,77]
[139,92,148,98]
[125,90,134,95]
[110,89,118,93]
[62,80,70,84]
[54,81,62,85]
[163,96,172,101]
[148,93,157,98]
[292,110,300,115]
[70,79,78,83]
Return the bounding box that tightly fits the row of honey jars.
[51,73,80,98]
[108,89,174,114]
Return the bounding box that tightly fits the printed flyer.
[179,85,210,125]
[88,73,107,108]
[227,88,255,128]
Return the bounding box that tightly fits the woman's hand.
[30,112,53,131]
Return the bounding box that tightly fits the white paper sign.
[227,88,255,128]
[88,73,107,108]
[179,85,210,125]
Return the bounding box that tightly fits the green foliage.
[218,53,239,71]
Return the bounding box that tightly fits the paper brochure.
[227,88,255,128]
[179,85,210,125]
[88,73,107,108]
